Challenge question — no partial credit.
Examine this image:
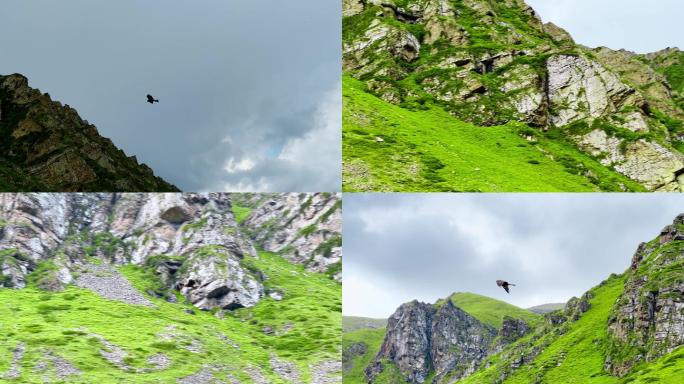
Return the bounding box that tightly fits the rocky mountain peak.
[365,295,527,383]
[0,73,178,191]
[0,193,341,312]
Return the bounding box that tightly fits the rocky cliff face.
[366,299,520,383]
[235,193,342,280]
[605,214,684,376]
[343,0,684,191]
[0,193,341,311]
[0,74,178,191]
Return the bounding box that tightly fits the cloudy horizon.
[526,0,683,54]
[0,0,340,192]
[343,194,684,319]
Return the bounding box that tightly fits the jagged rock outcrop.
[546,54,639,127]
[0,74,178,191]
[366,299,497,383]
[343,342,368,372]
[238,193,342,279]
[564,292,593,321]
[430,300,496,382]
[496,316,531,349]
[343,0,684,191]
[605,214,684,377]
[0,193,339,310]
[366,301,435,383]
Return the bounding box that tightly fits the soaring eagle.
[147,94,159,104]
[496,280,516,294]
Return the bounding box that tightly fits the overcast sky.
[0,0,340,192]
[526,0,683,53]
[343,194,684,318]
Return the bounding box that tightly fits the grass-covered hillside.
[342,0,684,191]
[461,274,683,384]
[446,292,542,329]
[343,76,645,192]
[0,193,342,383]
[343,327,388,383]
[461,275,628,384]
[0,251,340,383]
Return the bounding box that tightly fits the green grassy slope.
[342,327,395,384]
[460,275,626,384]
[460,274,684,384]
[446,292,542,329]
[0,251,340,383]
[342,316,388,333]
[342,76,646,192]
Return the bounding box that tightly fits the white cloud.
[222,178,271,192]
[224,157,256,173]
[526,0,683,53]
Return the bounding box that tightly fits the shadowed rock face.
[606,214,684,377]
[372,301,435,382]
[342,0,684,191]
[0,193,340,311]
[0,74,178,191]
[496,316,531,350]
[367,300,498,383]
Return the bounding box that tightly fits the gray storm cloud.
[0,0,341,191]
[343,194,684,318]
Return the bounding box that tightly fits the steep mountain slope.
[343,214,684,383]
[343,327,388,382]
[230,193,342,280]
[0,74,178,191]
[342,293,541,383]
[0,193,341,383]
[447,292,541,328]
[343,76,645,192]
[342,0,684,191]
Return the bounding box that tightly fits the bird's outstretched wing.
[503,285,510,293]
[147,94,154,102]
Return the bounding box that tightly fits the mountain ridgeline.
[0,193,342,383]
[343,0,684,192]
[0,74,178,191]
[343,214,684,383]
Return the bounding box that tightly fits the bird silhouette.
[496,280,516,294]
[147,94,159,104]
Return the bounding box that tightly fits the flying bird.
[496,280,516,294]
[147,94,159,104]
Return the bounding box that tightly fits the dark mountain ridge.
[0,74,178,191]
